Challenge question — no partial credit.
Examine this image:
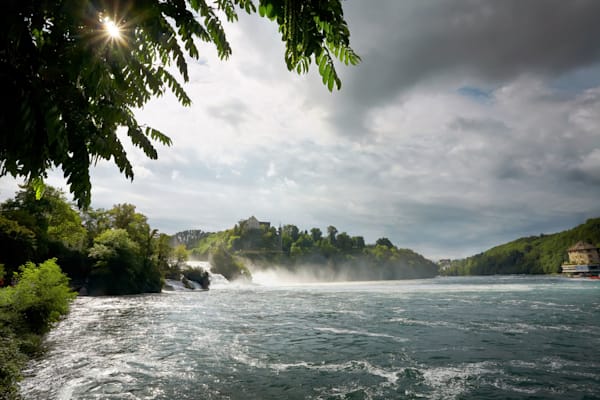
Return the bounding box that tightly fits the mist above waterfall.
[247,264,377,286]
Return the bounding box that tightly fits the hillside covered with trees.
[442,218,600,276]
[186,218,439,280]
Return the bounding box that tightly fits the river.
[19,276,600,399]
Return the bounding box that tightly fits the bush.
[88,229,162,295]
[0,258,76,398]
[1,259,76,334]
[0,333,26,400]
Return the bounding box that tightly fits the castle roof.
[568,241,598,252]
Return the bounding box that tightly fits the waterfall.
[186,260,230,288]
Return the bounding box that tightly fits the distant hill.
[170,229,211,249]
[443,218,600,275]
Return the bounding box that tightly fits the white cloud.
[2,1,600,260]
[266,161,276,178]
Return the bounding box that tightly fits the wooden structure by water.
[561,241,600,277]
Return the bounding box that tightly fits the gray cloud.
[332,0,600,136]
[207,99,250,128]
[2,1,600,261]
[449,117,509,134]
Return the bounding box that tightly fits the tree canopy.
[0,185,185,294]
[0,0,360,207]
[190,221,439,280]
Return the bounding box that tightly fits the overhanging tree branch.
[0,0,360,208]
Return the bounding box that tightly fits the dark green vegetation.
[0,259,76,400]
[0,185,209,396]
[442,218,600,276]
[209,246,253,281]
[1,0,359,208]
[188,221,439,280]
[0,184,188,295]
[171,229,211,249]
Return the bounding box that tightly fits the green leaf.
[31,178,46,200]
[327,72,335,91]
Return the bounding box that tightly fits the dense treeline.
[442,218,600,276]
[0,184,183,295]
[190,220,439,280]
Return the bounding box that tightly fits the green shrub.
[0,258,76,398]
[2,259,76,334]
[0,333,26,400]
[88,229,162,295]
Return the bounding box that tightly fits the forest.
[183,218,440,281]
[0,184,179,296]
[441,218,600,276]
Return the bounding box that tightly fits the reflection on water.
[20,276,600,399]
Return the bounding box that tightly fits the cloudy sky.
[3,0,600,260]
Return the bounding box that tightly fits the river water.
[20,276,600,399]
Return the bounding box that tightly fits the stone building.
[240,216,270,231]
[567,241,600,265]
[562,241,600,277]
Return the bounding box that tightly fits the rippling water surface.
[20,276,600,399]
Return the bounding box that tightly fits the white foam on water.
[181,260,231,289]
[249,268,354,286]
[491,379,541,395]
[162,278,207,291]
[420,361,499,399]
[312,383,376,400]
[387,317,460,330]
[538,356,600,372]
[207,273,230,288]
[185,260,211,270]
[359,361,401,385]
[269,359,401,386]
[315,326,407,342]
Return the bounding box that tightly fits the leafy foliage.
[0,186,172,295]
[0,259,76,335]
[88,228,162,295]
[258,0,360,90]
[0,216,37,279]
[191,229,232,258]
[0,332,26,400]
[1,0,359,207]
[443,218,600,276]
[0,184,86,279]
[0,259,75,398]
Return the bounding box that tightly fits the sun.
[103,17,121,39]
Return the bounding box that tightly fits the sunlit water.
[20,276,600,399]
